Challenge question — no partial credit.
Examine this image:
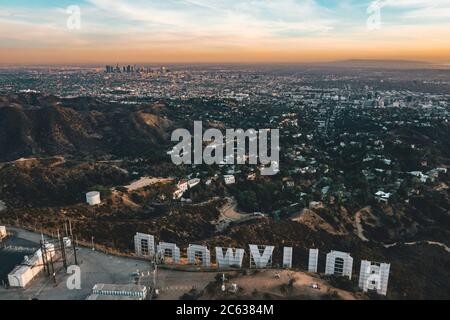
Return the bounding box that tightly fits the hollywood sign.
[134,232,391,296]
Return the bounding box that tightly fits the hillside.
[0,93,174,161]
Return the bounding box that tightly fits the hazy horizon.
[1,59,449,69]
[1,0,450,64]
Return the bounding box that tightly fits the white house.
[224,175,235,185]
[375,191,391,203]
[8,244,55,288]
[409,171,428,183]
[187,178,200,188]
[173,189,184,200]
[177,180,189,192]
[173,178,201,199]
[427,168,447,179]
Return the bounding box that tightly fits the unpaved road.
[354,207,370,242]
[384,240,450,253]
[125,176,174,191]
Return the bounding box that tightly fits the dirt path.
[354,207,370,242]
[112,191,141,208]
[384,241,450,253]
[124,176,174,191]
[352,207,449,253]
[190,197,221,207]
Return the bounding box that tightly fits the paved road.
[216,197,262,232]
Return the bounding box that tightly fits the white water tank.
[86,191,101,206]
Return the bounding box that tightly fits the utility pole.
[40,239,49,276]
[153,264,157,288]
[59,236,67,271]
[57,228,65,269]
[69,221,78,265]
[64,223,68,237]
[43,240,56,285]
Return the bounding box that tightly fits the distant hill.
[314,59,449,70]
[0,93,174,161]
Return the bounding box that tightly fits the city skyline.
[1,0,450,64]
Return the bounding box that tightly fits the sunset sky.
[1,0,449,64]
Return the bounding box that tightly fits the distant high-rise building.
[106,65,116,73]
